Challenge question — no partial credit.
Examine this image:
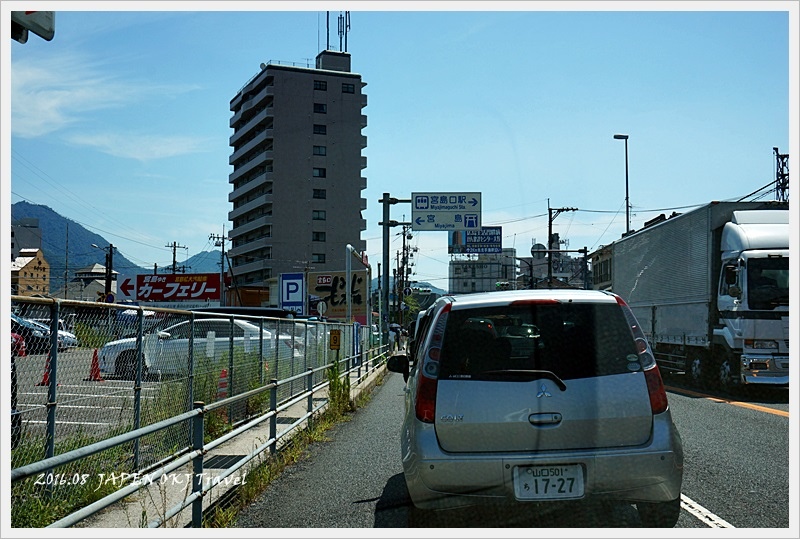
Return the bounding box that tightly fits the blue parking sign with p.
[280,272,305,314]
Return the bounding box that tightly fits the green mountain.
[11,202,222,294]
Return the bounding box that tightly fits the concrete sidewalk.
[73,362,388,529]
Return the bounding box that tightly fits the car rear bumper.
[402,411,684,511]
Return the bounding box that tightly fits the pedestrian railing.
[10,296,388,528]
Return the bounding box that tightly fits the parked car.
[387,289,684,527]
[98,318,302,379]
[29,318,79,351]
[11,313,52,354]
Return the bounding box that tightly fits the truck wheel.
[688,352,711,389]
[637,498,681,527]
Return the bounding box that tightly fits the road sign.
[531,243,547,259]
[411,192,481,231]
[280,272,305,314]
[330,329,341,350]
[11,11,55,42]
[449,226,502,254]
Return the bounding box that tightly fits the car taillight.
[415,303,451,423]
[613,294,669,415]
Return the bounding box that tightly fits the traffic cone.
[84,349,105,382]
[217,368,228,399]
[36,353,60,387]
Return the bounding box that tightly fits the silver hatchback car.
[388,289,684,527]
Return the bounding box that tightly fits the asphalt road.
[234,372,712,529]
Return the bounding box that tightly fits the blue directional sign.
[411,192,482,231]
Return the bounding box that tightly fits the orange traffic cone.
[84,349,105,382]
[217,368,229,399]
[36,353,60,386]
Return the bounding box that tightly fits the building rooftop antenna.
[338,11,350,52]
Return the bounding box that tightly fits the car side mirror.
[387,354,410,382]
[728,285,741,299]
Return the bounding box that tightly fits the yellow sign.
[330,329,341,350]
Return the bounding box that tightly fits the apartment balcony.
[360,197,367,211]
[358,218,367,231]
[230,110,273,146]
[229,216,272,239]
[360,156,367,170]
[229,154,272,185]
[229,171,271,201]
[360,176,367,190]
[230,134,273,165]
[361,93,368,108]
[360,134,367,149]
[231,258,273,276]
[360,114,368,129]
[228,194,273,221]
[229,87,274,127]
[228,239,269,259]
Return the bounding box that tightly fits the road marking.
[681,494,735,528]
[666,386,789,418]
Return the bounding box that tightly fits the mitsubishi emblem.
[536,384,552,398]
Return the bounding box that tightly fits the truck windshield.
[747,257,789,309]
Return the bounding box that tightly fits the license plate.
[513,465,584,500]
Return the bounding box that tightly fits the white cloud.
[11,51,206,160]
[63,131,212,161]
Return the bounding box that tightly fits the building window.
[312,231,326,242]
[313,189,326,199]
[312,210,327,220]
[313,124,327,135]
[313,145,327,156]
[342,83,355,94]
[314,80,327,90]
[313,103,327,114]
[312,253,326,264]
[313,167,326,178]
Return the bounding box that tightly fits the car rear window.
[437,302,639,381]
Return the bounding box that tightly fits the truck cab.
[716,210,789,386]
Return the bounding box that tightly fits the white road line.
[681,493,735,528]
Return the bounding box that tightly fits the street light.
[613,134,630,234]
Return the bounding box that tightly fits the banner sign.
[449,226,503,254]
[136,273,221,302]
[307,270,368,322]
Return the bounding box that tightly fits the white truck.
[609,201,789,390]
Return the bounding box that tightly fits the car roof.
[441,289,618,309]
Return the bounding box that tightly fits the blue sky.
[5,2,797,290]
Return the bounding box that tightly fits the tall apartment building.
[227,50,367,290]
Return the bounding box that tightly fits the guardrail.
[10,296,388,527]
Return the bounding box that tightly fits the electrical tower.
[774,147,789,202]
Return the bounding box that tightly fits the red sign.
[135,273,221,302]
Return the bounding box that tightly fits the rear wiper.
[475,369,567,391]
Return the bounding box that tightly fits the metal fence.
[10,296,385,528]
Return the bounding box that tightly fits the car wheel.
[637,498,681,527]
[115,351,138,380]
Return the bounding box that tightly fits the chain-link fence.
[10,296,370,527]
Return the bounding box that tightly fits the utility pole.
[379,193,411,344]
[100,244,114,298]
[210,229,228,306]
[547,203,577,286]
[165,241,188,274]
